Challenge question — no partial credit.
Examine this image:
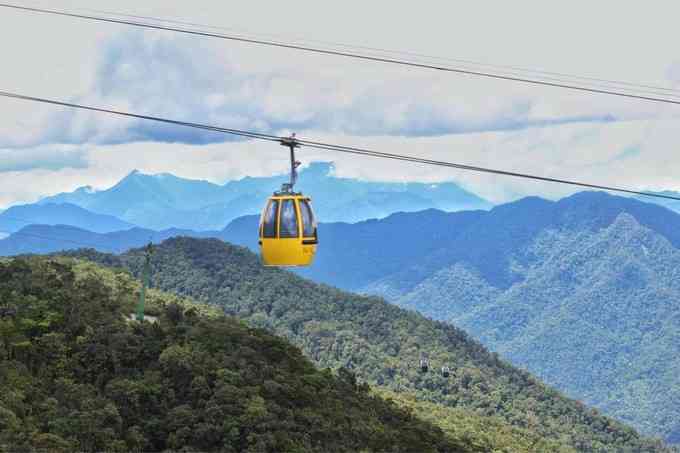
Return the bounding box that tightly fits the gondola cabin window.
[299,199,316,238]
[262,200,279,238]
[280,199,299,238]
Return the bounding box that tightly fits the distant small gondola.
[0,307,16,318]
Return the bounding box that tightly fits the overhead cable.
[1,89,678,202]
[74,6,680,99]
[2,3,680,105]
[0,90,281,142]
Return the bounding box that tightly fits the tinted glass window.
[299,200,316,237]
[262,200,279,238]
[279,199,299,238]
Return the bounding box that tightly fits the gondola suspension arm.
[280,133,301,193]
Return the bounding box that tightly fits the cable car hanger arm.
[279,134,301,194]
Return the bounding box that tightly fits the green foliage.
[268,191,680,446]
[376,389,578,453]
[0,256,468,452]
[393,213,680,445]
[71,237,673,452]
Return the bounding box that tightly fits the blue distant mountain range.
[3,167,680,444]
[0,202,134,234]
[0,223,216,256]
[214,191,680,445]
[34,162,490,230]
[634,191,680,213]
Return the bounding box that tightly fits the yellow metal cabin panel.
[259,195,317,267]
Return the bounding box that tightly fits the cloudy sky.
[0,0,679,207]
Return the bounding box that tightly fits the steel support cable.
[0,90,281,142]
[2,3,680,105]
[3,90,677,202]
[58,5,680,98]
[4,3,680,99]
[297,140,680,200]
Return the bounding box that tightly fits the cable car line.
[0,90,281,143]
[28,3,680,99]
[4,3,680,101]
[295,140,680,201]
[3,3,680,106]
[2,89,679,203]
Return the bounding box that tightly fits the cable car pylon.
[136,241,153,322]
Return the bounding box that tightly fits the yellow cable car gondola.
[259,134,318,266]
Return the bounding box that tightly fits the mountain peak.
[123,169,145,179]
[74,185,96,194]
[113,170,146,187]
[114,169,165,189]
[604,212,657,246]
[610,211,641,228]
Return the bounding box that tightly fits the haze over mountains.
[35,162,490,230]
[0,224,216,256]
[3,171,680,446]
[0,202,134,234]
[634,191,680,214]
[270,191,680,445]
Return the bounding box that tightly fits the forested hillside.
[220,191,680,444]
[0,257,471,452]
[394,212,680,444]
[71,237,672,452]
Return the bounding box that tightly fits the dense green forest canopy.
[0,257,475,452]
[391,211,680,444]
[69,237,673,453]
[218,191,680,444]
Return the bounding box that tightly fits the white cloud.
[0,144,87,172]
[2,30,623,148]
[1,117,679,208]
[0,0,679,208]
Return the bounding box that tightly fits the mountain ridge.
[257,191,680,444]
[4,191,680,444]
[0,223,218,256]
[0,256,476,452]
[65,236,672,452]
[0,202,135,234]
[35,162,491,230]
